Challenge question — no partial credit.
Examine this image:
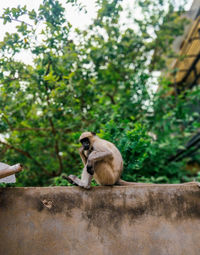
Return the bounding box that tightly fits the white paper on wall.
[0,174,16,183]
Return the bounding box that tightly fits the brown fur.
[80,132,123,186]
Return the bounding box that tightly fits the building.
[168,0,200,172]
[171,0,200,94]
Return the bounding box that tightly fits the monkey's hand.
[86,162,94,175]
[79,147,84,154]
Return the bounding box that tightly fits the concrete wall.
[0,184,200,255]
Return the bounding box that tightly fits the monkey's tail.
[116,180,200,187]
[116,179,153,186]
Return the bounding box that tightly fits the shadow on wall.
[0,184,200,255]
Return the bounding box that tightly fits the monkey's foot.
[82,184,91,190]
[63,175,78,186]
[67,175,91,189]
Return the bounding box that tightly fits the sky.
[0,0,194,64]
[0,0,96,31]
[0,0,132,40]
[0,0,98,63]
[0,0,193,38]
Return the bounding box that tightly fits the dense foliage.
[0,0,199,186]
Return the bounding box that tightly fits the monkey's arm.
[79,147,87,165]
[86,150,113,175]
[87,151,113,165]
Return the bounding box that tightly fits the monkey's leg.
[67,166,93,189]
[81,166,93,188]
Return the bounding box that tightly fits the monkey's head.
[79,132,96,151]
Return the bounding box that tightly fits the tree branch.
[7,127,74,133]
[2,115,13,130]
[43,61,64,175]
[49,118,63,175]
[0,16,33,28]
[106,93,116,104]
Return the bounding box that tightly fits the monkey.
[66,132,123,189]
[64,132,200,189]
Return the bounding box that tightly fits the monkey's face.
[80,138,90,151]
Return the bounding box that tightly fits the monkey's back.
[93,138,123,185]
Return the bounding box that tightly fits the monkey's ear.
[91,132,96,136]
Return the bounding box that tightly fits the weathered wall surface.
[0,184,200,255]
